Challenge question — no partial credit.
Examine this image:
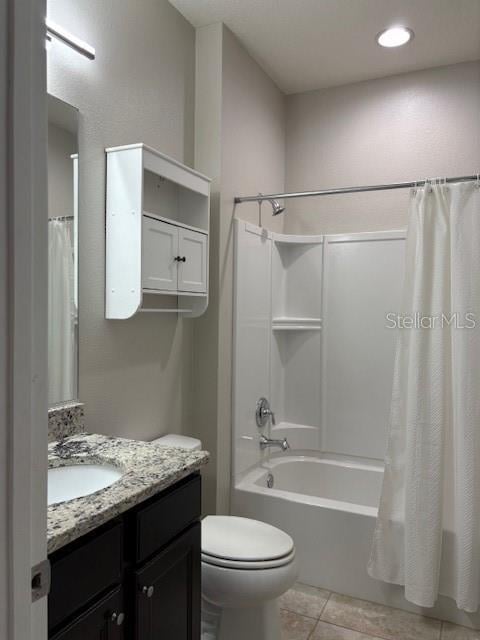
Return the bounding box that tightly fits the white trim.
[143,211,208,236]
[3,1,48,638]
[272,232,324,244]
[239,220,325,245]
[105,143,212,183]
[326,229,406,243]
[243,220,272,238]
[143,289,207,298]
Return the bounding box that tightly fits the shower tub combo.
[231,221,480,627]
[232,221,405,605]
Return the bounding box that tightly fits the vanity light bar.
[46,19,95,60]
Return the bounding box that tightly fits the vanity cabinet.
[48,474,201,640]
[135,524,200,640]
[50,587,125,640]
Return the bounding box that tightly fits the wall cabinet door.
[142,217,178,291]
[50,587,125,640]
[178,229,207,293]
[135,523,200,640]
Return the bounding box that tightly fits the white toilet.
[152,434,298,640]
[201,515,297,640]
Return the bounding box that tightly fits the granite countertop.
[48,433,209,554]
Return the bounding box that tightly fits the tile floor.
[280,584,480,640]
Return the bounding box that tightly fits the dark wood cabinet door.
[50,587,125,640]
[135,523,200,640]
[49,520,123,633]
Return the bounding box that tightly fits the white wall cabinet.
[142,217,207,294]
[177,228,208,294]
[105,144,210,318]
[142,217,178,292]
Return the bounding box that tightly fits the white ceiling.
[169,0,480,94]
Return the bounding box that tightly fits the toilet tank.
[151,434,202,451]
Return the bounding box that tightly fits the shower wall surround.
[233,220,405,481]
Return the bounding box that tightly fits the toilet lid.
[201,547,296,570]
[202,516,294,563]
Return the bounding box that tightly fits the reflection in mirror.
[48,94,79,405]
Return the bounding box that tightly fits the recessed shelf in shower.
[272,317,322,330]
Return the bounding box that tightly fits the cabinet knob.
[111,612,125,626]
[142,585,155,598]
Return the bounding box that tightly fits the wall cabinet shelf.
[106,144,211,318]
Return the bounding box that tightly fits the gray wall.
[285,61,480,234]
[47,0,196,440]
[194,24,286,512]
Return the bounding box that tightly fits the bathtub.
[232,453,480,627]
[233,454,385,599]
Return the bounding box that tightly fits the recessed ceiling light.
[376,26,414,48]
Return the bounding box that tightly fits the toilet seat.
[202,547,296,570]
[201,516,295,570]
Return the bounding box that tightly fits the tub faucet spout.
[259,434,290,452]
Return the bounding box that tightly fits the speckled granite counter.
[48,401,85,442]
[48,433,209,554]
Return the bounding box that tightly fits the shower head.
[255,193,285,219]
[267,198,285,216]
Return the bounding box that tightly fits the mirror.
[48,94,79,405]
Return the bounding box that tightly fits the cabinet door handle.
[174,256,186,262]
[142,585,155,598]
[111,612,125,626]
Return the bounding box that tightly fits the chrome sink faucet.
[259,434,290,452]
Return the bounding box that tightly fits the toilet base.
[202,598,281,640]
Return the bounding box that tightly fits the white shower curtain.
[368,181,480,612]
[48,219,76,404]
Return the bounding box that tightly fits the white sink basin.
[48,463,123,506]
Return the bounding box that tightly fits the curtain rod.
[46,20,96,60]
[234,175,479,205]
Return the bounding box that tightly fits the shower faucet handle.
[256,397,276,427]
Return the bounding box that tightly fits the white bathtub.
[233,454,383,595]
[237,454,382,513]
[232,453,480,628]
